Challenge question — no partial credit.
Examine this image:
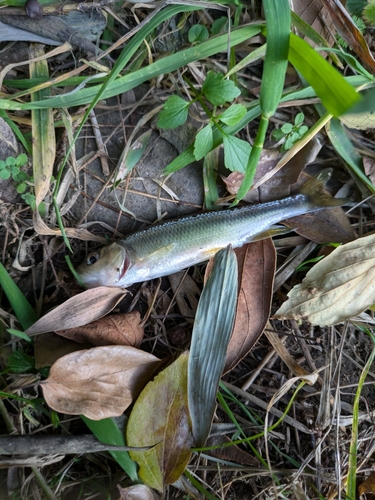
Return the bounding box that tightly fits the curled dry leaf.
[117,484,157,500]
[55,311,144,347]
[274,233,375,326]
[26,287,126,336]
[224,240,276,373]
[127,352,193,492]
[41,346,160,420]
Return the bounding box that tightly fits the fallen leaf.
[283,207,355,244]
[364,156,375,185]
[117,484,156,500]
[206,435,259,466]
[358,471,375,497]
[26,287,126,336]
[55,311,144,347]
[127,352,193,492]
[223,141,321,203]
[321,0,375,74]
[274,233,375,326]
[292,0,336,46]
[189,247,238,447]
[224,240,276,373]
[168,272,200,324]
[34,332,88,369]
[41,346,160,420]
[340,111,375,130]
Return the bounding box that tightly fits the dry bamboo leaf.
[56,311,144,347]
[274,234,375,326]
[41,346,160,420]
[33,211,107,243]
[127,352,193,492]
[26,287,127,336]
[29,44,56,206]
[224,240,276,373]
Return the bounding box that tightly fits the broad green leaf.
[157,95,190,129]
[211,17,229,36]
[188,24,209,43]
[188,247,238,447]
[218,104,247,126]
[127,352,193,492]
[83,416,138,482]
[260,0,290,117]
[194,124,213,160]
[0,262,37,330]
[288,33,361,117]
[202,71,241,106]
[223,134,251,173]
[274,234,375,326]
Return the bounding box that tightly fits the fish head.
[76,242,129,288]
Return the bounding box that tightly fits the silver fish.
[77,169,346,288]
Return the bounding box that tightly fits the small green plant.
[272,112,309,150]
[158,70,250,173]
[0,153,45,213]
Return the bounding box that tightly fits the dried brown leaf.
[168,272,200,324]
[274,233,375,326]
[206,435,259,466]
[283,207,355,244]
[55,311,144,347]
[34,332,88,369]
[117,484,157,500]
[223,141,321,203]
[224,239,276,373]
[292,0,335,45]
[364,156,375,185]
[26,287,126,336]
[321,0,375,73]
[41,346,160,420]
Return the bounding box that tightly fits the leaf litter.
[2,0,375,497]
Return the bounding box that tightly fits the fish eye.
[87,252,100,266]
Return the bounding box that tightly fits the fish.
[77,169,347,289]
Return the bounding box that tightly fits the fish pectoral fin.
[251,225,292,241]
[138,243,177,262]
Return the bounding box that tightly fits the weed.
[272,112,309,150]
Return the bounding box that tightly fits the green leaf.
[188,24,209,43]
[127,352,193,491]
[16,153,28,167]
[298,125,308,136]
[0,169,10,179]
[194,124,213,161]
[0,262,38,330]
[281,123,293,133]
[0,160,6,170]
[294,112,304,126]
[157,95,190,129]
[222,134,251,173]
[7,328,32,342]
[288,33,361,116]
[272,128,285,141]
[211,17,229,36]
[7,349,35,373]
[188,247,238,447]
[202,71,241,106]
[6,156,16,167]
[82,416,138,482]
[16,182,27,194]
[347,0,367,17]
[218,104,247,126]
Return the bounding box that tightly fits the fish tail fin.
[299,169,349,208]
